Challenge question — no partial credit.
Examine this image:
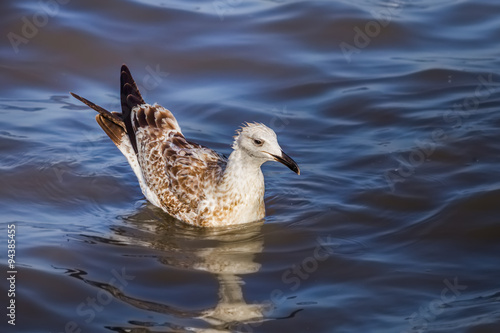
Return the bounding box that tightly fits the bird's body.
[71,65,299,227]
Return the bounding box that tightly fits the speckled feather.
[71,65,299,227]
[131,103,229,226]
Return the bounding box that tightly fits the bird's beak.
[272,150,300,175]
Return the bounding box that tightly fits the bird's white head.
[232,122,300,174]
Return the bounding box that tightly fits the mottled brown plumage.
[71,65,299,227]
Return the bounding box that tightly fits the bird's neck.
[221,149,265,192]
[215,148,265,222]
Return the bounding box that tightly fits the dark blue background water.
[1,0,500,332]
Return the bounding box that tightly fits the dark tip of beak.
[272,150,300,175]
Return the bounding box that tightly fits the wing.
[131,103,227,220]
[73,65,226,222]
[120,64,226,221]
[70,92,127,147]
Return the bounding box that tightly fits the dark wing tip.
[69,92,83,102]
[119,64,142,154]
[120,64,145,110]
[70,92,124,127]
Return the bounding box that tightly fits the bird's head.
[232,122,300,174]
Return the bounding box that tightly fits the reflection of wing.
[131,103,227,223]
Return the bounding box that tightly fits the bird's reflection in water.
[109,204,268,332]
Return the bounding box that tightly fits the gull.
[70,65,299,227]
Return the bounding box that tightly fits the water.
[1,0,500,332]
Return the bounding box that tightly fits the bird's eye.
[253,139,263,146]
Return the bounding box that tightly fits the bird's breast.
[196,178,265,226]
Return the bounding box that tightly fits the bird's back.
[131,102,227,224]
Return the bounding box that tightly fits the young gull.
[70,65,299,227]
